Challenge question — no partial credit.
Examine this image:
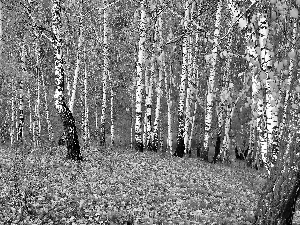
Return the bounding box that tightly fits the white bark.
[257,13,269,171]
[152,12,164,152]
[35,41,41,147]
[203,0,222,154]
[110,71,114,146]
[143,66,149,148]
[99,0,109,146]
[0,1,3,59]
[83,47,89,148]
[246,14,259,166]
[28,89,33,137]
[10,80,15,147]
[167,64,173,155]
[69,3,84,113]
[135,0,146,151]
[175,0,190,157]
[184,35,192,154]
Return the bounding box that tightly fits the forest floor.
[0,145,299,225]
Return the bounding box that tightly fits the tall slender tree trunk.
[167,64,173,155]
[69,1,84,114]
[52,0,82,161]
[99,0,109,147]
[134,0,146,152]
[174,0,190,158]
[83,46,89,149]
[28,88,33,139]
[110,71,114,147]
[245,11,260,168]
[10,79,16,148]
[152,12,164,152]
[146,63,153,151]
[203,0,222,160]
[17,44,26,143]
[184,34,192,155]
[257,12,268,173]
[0,0,3,59]
[34,40,41,147]
[218,35,232,161]
[143,66,150,149]
[279,20,297,156]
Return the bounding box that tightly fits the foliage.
[0,146,283,225]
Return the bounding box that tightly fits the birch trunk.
[203,0,222,159]
[34,40,41,147]
[83,46,89,149]
[28,89,33,139]
[10,80,16,147]
[134,0,146,152]
[0,0,3,58]
[246,14,260,168]
[219,35,232,161]
[146,63,154,151]
[69,2,84,114]
[99,0,109,146]
[174,0,190,158]
[167,65,173,155]
[152,13,164,152]
[143,66,149,148]
[17,44,26,143]
[279,21,297,152]
[52,0,82,161]
[184,35,192,155]
[257,13,268,172]
[110,71,114,146]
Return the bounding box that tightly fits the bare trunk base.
[174,136,184,158]
[254,169,300,225]
[59,103,82,161]
[135,141,143,152]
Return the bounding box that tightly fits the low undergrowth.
[0,146,270,224]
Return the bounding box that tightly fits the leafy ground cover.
[0,146,299,224]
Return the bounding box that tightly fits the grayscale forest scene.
[1,0,300,224]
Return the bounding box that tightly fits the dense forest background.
[1,0,300,224]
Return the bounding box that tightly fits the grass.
[0,145,285,224]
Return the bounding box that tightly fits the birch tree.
[52,0,82,161]
[134,0,146,152]
[10,79,16,147]
[202,0,222,159]
[69,1,84,114]
[152,3,164,152]
[110,70,115,146]
[34,40,41,148]
[184,34,192,155]
[0,0,3,59]
[174,0,190,158]
[245,13,260,168]
[146,62,153,151]
[257,12,269,172]
[17,44,26,143]
[99,0,109,146]
[83,46,89,149]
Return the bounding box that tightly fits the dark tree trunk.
[59,103,82,161]
[213,135,222,163]
[52,0,82,161]
[174,112,185,158]
[254,166,300,224]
